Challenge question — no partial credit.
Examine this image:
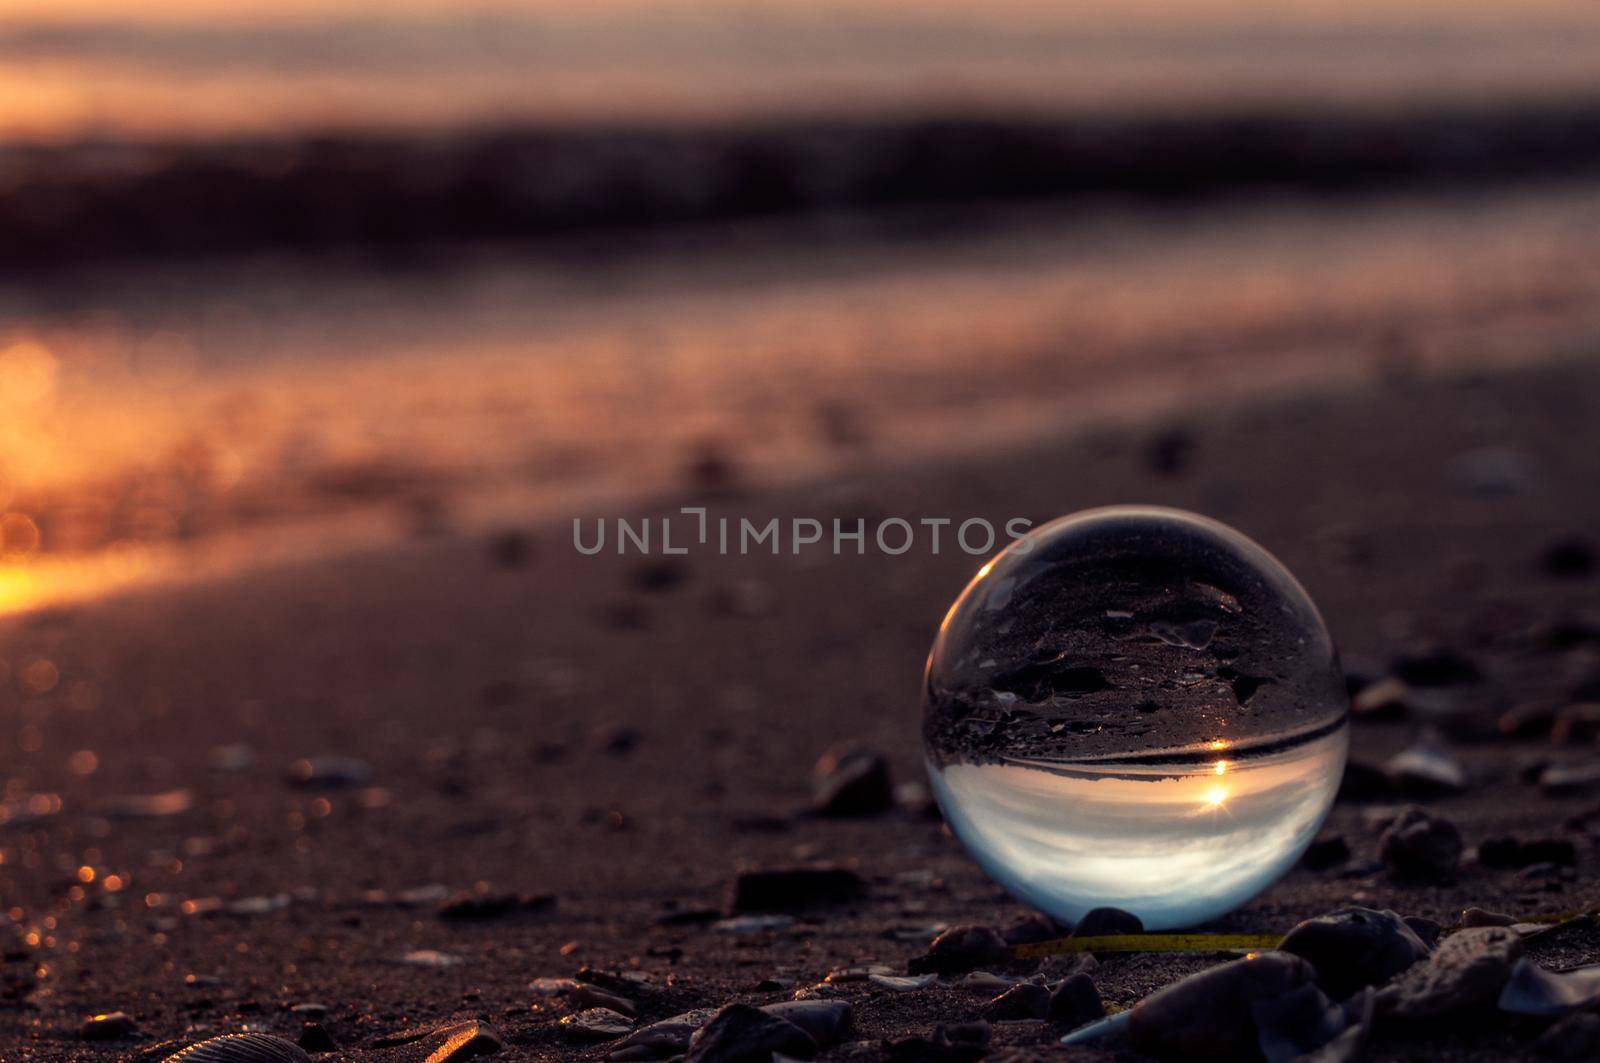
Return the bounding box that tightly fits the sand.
[3,353,1600,1059]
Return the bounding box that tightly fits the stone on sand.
[1376,926,1523,1019]
[1379,806,1463,881]
[1278,907,1432,1000]
[685,1003,816,1062]
[907,925,1011,975]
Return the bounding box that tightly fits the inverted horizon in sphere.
[923,506,1349,929]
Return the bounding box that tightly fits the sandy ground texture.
[4,354,1600,1060]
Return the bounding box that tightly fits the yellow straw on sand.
[1011,908,1600,958]
[1011,933,1281,958]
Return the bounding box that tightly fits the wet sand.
[3,352,1600,1058]
[9,176,1600,619]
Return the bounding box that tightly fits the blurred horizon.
[7,0,1600,140]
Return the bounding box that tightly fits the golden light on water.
[0,339,59,411]
[0,543,158,617]
[1200,759,1231,808]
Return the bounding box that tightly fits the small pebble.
[683,440,739,494]
[981,982,1050,1020]
[685,1003,815,1062]
[885,1021,989,1062]
[561,1009,635,1042]
[487,530,534,569]
[608,1010,719,1059]
[1386,729,1468,795]
[1535,1012,1600,1059]
[629,558,689,593]
[1541,760,1600,796]
[1128,952,1319,1059]
[824,965,895,983]
[1541,538,1596,579]
[1377,926,1522,1019]
[1279,907,1432,1000]
[1352,677,1413,720]
[811,745,893,817]
[893,781,939,818]
[1337,760,1394,802]
[1379,806,1463,882]
[82,1011,140,1041]
[907,925,1010,975]
[954,971,1022,993]
[761,1000,852,1047]
[228,894,291,916]
[438,891,554,920]
[1500,702,1559,738]
[102,789,194,819]
[207,744,256,772]
[1478,837,1577,870]
[1146,427,1195,476]
[1551,704,1600,744]
[296,1024,337,1054]
[570,985,636,1018]
[712,914,794,934]
[418,1021,503,1062]
[1390,647,1482,687]
[1047,973,1103,1028]
[730,867,864,911]
[1072,907,1143,937]
[1517,861,1567,883]
[591,724,643,756]
[1300,835,1351,871]
[868,973,937,992]
[1497,958,1600,1016]
[1404,917,1443,948]
[1459,907,1517,928]
[1001,912,1065,945]
[1447,445,1535,496]
[397,949,464,968]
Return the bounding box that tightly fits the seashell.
[608,1009,718,1059]
[560,1008,633,1041]
[162,1033,311,1062]
[711,914,793,934]
[1386,729,1468,795]
[761,1000,852,1047]
[823,964,896,984]
[1497,959,1600,1016]
[866,973,936,992]
[420,1021,503,1063]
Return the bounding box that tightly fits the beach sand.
[3,351,1599,1059]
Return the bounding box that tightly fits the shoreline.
[3,343,1594,621]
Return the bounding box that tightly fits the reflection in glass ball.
[923,506,1348,930]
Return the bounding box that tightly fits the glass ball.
[923,506,1348,930]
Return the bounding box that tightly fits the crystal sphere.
[923,506,1348,930]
